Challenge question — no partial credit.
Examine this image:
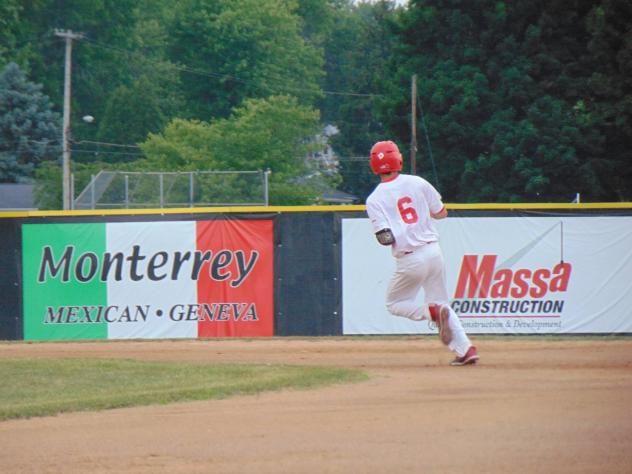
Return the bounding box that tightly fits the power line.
[71,139,140,149]
[334,156,369,161]
[80,37,381,99]
[3,140,368,161]
[9,32,59,51]
[0,138,140,149]
[416,94,439,189]
[69,148,145,158]
[0,138,61,146]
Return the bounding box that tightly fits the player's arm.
[420,179,447,219]
[366,199,395,246]
[431,206,448,220]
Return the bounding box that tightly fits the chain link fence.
[73,170,270,210]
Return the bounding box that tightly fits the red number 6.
[397,196,419,224]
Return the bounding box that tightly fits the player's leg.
[429,304,474,359]
[384,253,429,321]
[421,243,475,359]
[428,303,452,344]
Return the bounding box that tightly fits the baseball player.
[365,140,479,366]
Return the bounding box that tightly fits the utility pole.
[54,29,83,210]
[410,74,417,175]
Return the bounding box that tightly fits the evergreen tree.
[580,0,632,200]
[0,62,60,182]
[386,0,630,202]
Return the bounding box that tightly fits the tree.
[95,77,168,153]
[0,1,21,64]
[295,0,340,45]
[168,0,324,120]
[3,0,160,154]
[321,1,400,201]
[91,3,184,152]
[0,62,60,182]
[579,1,632,200]
[140,95,330,204]
[384,0,603,202]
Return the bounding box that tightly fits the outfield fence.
[73,170,271,209]
[1,203,631,341]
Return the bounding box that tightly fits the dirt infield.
[1,337,631,473]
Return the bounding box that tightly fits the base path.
[1,337,631,473]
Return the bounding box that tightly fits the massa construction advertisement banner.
[22,220,274,340]
[342,216,632,335]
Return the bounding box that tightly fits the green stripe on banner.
[22,223,108,340]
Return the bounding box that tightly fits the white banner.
[342,216,632,334]
[106,222,199,339]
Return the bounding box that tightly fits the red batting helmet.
[370,141,403,174]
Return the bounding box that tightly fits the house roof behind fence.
[0,184,36,210]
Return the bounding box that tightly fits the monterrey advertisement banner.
[342,216,632,334]
[22,220,274,340]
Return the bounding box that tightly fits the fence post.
[264,169,271,206]
[70,173,74,210]
[159,173,164,208]
[124,174,129,208]
[189,172,194,207]
[90,174,96,209]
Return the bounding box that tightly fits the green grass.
[0,358,368,421]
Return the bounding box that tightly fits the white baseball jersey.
[366,174,444,257]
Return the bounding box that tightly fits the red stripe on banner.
[195,220,274,337]
[459,315,561,318]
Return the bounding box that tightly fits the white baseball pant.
[385,241,472,356]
